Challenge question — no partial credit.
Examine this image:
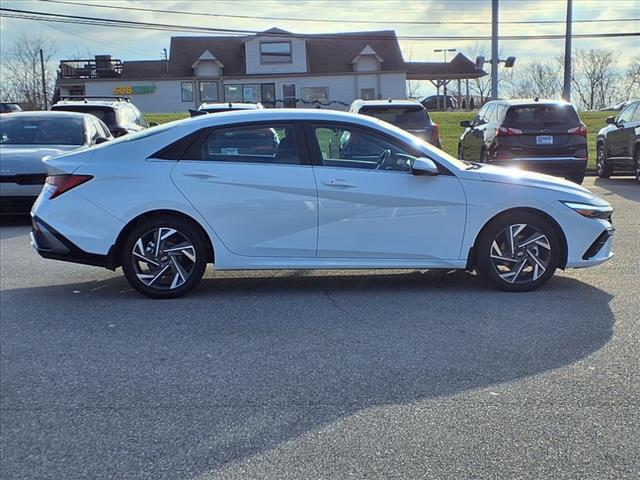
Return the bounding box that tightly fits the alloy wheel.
[489,223,552,285]
[131,227,197,290]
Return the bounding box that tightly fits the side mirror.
[460,120,471,128]
[411,157,439,176]
[606,116,617,125]
[95,136,110,144]
[149,121,159,127]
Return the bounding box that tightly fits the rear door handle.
[322,179,356,188]
[183,171,218,180]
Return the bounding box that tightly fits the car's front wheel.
[476,212,561,292]
[635,148,640,184]
[121,216,208,298]
[596,145,612,178]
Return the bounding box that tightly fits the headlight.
[562,201,613,220]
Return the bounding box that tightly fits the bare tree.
[403,46,423,99]
[506,61,562,99]
[567,49,620,110]
[622,54,640,100]
[0,33,57,110]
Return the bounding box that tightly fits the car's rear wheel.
[476,212,561,292]
[121,217,208,298]
[596,145,612,178]
[634,148,640,184]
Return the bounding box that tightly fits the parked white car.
[0,111,112,214]
[31,109,614,298]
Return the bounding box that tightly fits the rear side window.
[182,123,301,165]
[503,104,579,129]
[359,105,430,128]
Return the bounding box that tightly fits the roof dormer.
[191,50,224,77]
[244,28,308,75]
[351,45,383,72]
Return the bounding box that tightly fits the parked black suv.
[596,99,640,183]
[51,96,151,137]
[458,100,588,184]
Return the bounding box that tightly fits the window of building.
[224,84,243,102]
[360,88,375,100]
[282,84,296,108]
[302,87,329,105]
[181,82,194,102]
[242,84,261,103]
[199,81,218,102]
[260,42,292,64]
[312,124,415,172]
[183,123,301,165]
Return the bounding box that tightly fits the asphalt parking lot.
[1,177,638,480]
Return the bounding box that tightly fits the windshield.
[359,105,430,129]
[0,116,85,145]
[503,105,579,129]
[52,105,117,128]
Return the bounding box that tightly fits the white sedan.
[30,109,614,298]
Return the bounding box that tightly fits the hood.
[473,164,595,199]
[0,145,80,175]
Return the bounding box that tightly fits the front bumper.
[31,216,116,269]
[491,157,587,177]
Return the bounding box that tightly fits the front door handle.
[322,179,356,188]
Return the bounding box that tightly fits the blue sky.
[1,0,638,79]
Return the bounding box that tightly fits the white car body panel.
[31,109,613,277]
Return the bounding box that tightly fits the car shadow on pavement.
[0,215,31,240]
[0,271,615,479]
[593,177,640,203]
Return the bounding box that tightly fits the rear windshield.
[0,116,85,145]
[503,105,579,129]
[359,105,430,128]
[52,105,117,128]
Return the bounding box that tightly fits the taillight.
[431,123,440,145]
[46,174,93,199]
[568,124,587,137]
[497,126,523,136]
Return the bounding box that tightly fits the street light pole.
[491,0,499,100]
[562,0,573,101]
[434,48,456,109]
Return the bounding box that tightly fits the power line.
[35,0,640,26]
[2,7,639,41]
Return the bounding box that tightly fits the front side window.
[312,124,415,172]
[199,81,218,102]
[184,124,300,165]
[632,103,640,122]
[617,104,637,124]
[302,87,329,104]
[260,42,292,64]
[181,82,194,102]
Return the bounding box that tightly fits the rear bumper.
[31,215,116,269]
[491,157,587,177]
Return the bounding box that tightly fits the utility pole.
[434,48,456,109]
[490,0,499,100]
[39,48,47,110]
[562,0,573,101]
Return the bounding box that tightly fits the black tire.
[635,148,640,184]
[458,144,464,160]
[480,148,489,163]
[121,216,208,299]
[476,211,561,292]
[567,174,585,185]
[596,145,612,178]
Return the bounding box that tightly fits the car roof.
[199,102,262,110]
[53,99,131,109]
[351,99,422,109]
[3,111,93,120]
[488,99,575,107]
